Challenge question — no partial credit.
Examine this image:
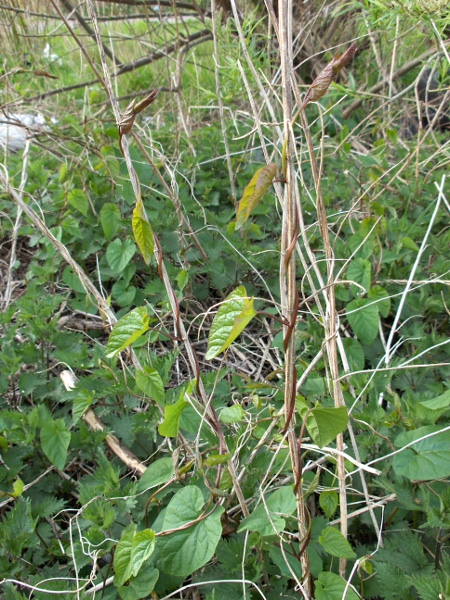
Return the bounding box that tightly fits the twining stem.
[278,0,311,596]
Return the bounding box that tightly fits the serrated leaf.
[100,202,121,240]
[206,286,257,360]
[235,164,277,229]
[106,238,136,273]
[132,200,154,264]
[67,188,88,216]
[158,486,224,577]
[131,529,156,577]
[219,405,245,423]
[315,572,360,600]
[106,307,150,358]
[319,490,338,518]
[136,367,165,404]
[318,527,356,558]
[40,419,71,470]
[346,297,379,345]
[137,457,174,492]
[158,396,189,438]
[114,524,136,586]
[237,486,296,536]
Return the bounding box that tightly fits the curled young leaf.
[235,163,277,230]
[132,199,154,265]
[302,42,357,109]
[32,69,58,80]
[119,90,159,137]
[332,42,357,75]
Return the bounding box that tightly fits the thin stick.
[2,140,30,310]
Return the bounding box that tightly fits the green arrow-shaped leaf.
[136,367,165,404]
[346,297,379,345]
[158,486,224,577]
[393,426,450,480]
[118,568,159,600]
[237,486,297,537]
[137,457,174,492]
[131,529,156,577]
[106,238,136,273]
[114,524,136,586]
[315,572,360,600]
[296,399,348,448]
[158,395,189,438]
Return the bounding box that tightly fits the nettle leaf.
[319,491,338,518]
[206,286,257,360]
[158,395,189,438]
[40,418,71,470]
[118,567,159,600]
[315,572,359,600]
[346,297,379,345]
[106,307,150,358]
[158,486,224,577]
[106,238,136,273]
[132,200,154,265]
[137,457,174,493]
[347,258,371,292]
[67,188,88,216]
[136,367,165,404]
[393,426,450,480]
[100,202,121,240]
[235,163,277,230]
[296,399,348,447]
[318,527,356,559]
[237,486,297,537]
[368,285,391,318]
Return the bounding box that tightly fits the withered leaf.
[302,43,357,109]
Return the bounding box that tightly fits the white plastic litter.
[0,113,54,152]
